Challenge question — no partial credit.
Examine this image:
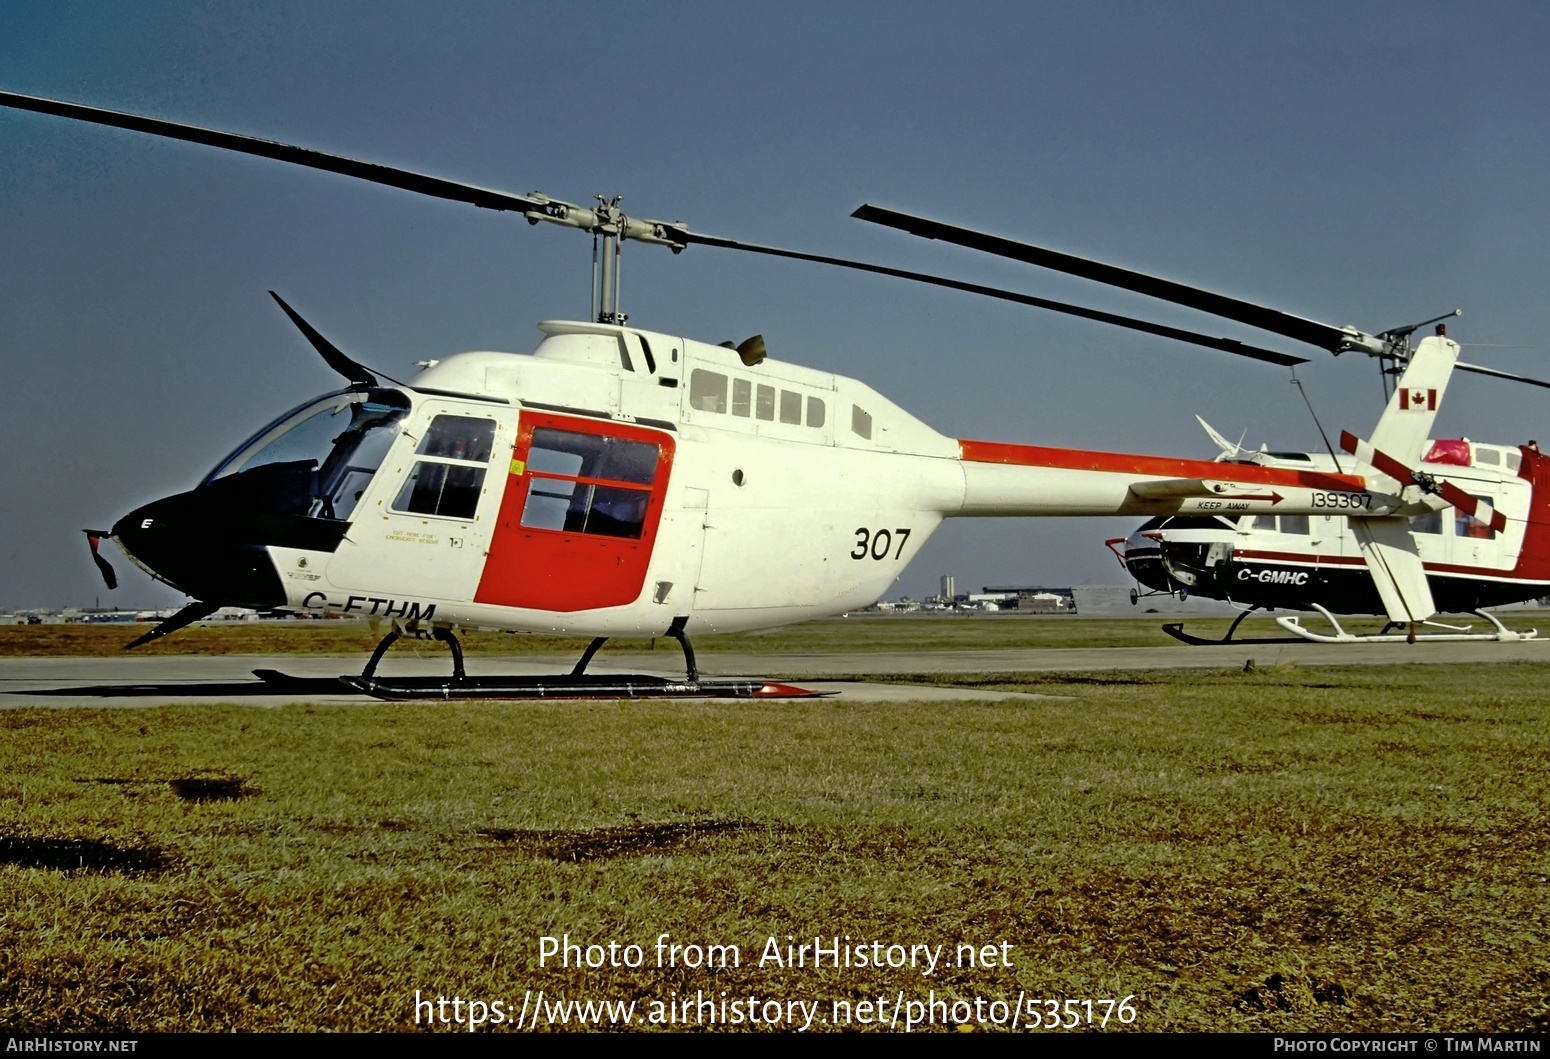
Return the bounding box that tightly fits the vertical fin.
[1343,332,1452,624]
[1350,516,1436,624]
[1368,335,1460,468]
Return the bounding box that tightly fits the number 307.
[851,527,912,560]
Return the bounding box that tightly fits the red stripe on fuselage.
[958,440,1366,492]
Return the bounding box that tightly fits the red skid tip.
[752,682,824,698]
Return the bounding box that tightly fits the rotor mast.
[524,192,685,324]
[1372,310,1462,400]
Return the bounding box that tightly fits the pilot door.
[476,411,675,611]
[323,404,510,603]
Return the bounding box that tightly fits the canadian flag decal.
[1399,388,1437,411]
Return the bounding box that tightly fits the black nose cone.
[112,493,286,608]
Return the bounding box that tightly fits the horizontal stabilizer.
[1126,478,1215,499]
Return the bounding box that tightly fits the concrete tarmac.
[3,635,1546,708]
[0,653,1058,708]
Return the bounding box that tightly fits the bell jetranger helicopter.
[7,89,1548,696]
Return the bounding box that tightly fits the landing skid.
[1161,608,1299,646]
[254,619,825,700]
[342,674,822,700]
[1161,624,1307,646]
[1275,604,1540,643]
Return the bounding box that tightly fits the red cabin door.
[475,411,674,611]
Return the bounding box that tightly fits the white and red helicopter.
[1110,402,1550,645]
[7,90,1547,694]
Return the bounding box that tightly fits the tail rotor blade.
[1340,431,1507,533]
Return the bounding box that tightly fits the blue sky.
[3,1,1548,607]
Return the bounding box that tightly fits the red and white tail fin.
[1366,334,1461,470]
[1332,333,1463,626]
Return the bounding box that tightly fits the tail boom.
[953,440,1379,517]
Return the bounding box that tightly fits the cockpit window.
[201,388,410,521]
[1157,516,1238,531]
[217,404,351,481]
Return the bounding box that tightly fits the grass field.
[1,621,1547,1032]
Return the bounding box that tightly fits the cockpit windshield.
[202,388,411,521]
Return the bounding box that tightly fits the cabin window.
[1507,451,1522,473]
[1280,515,1309,535]
[689,369,728,413]
[1251,514,1277,531]
[519,428,658,539]
[1475,448,1501,467]
[780,390,802,425]
[415,416,494,461]
[852,405,873,439]
[755,384,776,421]
[807,396,826,428]
[1411,510,1444,534]
[394,464,484,520]
[1457,496,1497,540]
[392,415,495,520]
[732,378,752,417]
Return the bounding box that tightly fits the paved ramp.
[4,636,1547,708]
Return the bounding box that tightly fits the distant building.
[980,586,1076,612]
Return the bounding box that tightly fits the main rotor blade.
[676,230,1307,366]
[269,292,378,387]
[0,90,542,215]
[1455,361,1550,391]
[852,203,1363,355]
